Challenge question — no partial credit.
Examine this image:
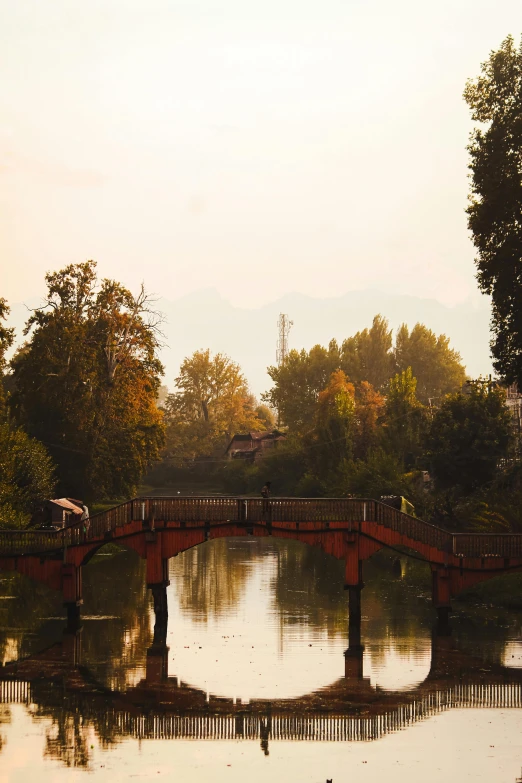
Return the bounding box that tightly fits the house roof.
[225,430,286,453]
[49,498,83,514]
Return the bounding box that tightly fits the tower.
[276,313,293,366]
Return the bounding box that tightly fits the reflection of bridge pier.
[147,575,170,684]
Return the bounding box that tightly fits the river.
[1,538,522,782]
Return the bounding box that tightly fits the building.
[225,431,286,461]
[48,498,83,527]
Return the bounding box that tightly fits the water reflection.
[1,539,522,777]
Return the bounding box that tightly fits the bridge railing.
[2,496,522,561]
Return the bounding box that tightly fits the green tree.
[383,367,427,467]
[344,449,408,499]
[394,323,467,403]
[10,261,164,500]
[255,403,276,430]
[464,35,522,385]
[164,349,263,462]
[426,384,512,494]
[342,314,393,390]
[264,342,340,433]
[0,423,56,528]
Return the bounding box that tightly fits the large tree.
[464,35,522,384]
[394,323,467,404]
[164,349,263,462]
[426,384,512,494]
[10,261,165,500]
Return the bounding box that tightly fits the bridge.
[1,496,522,628]
[2,626,522,764]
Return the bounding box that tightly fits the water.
[1,539,522,782]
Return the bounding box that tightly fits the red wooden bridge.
[1,496,521,625]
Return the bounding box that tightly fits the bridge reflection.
[2,621,522,765]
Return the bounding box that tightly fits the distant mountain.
[6,289,493,398]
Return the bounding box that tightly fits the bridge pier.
[432,566,452,625]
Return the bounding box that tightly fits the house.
[48,498,83,526]
[225,431,286,461]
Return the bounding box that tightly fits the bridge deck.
[1,497,522,560]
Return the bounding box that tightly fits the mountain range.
[7,288,493,398]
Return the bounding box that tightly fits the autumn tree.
[164,349,263,462]
[394,323,466,404]
[354,381,385,459]
[426,384,512,494]
[464,36,522,385]
[264,316,395,432]
[10,261,165,500]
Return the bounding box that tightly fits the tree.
[308,370,356,488]
[164,349,263,462]
[383,367,427,467]
[342,315,393,390]
[464,36,522,385]
[354,381,385,459]
[426,384,512,494]
[344,449,408,499]
[394,323,467,403]
[0,423,56,528]
[264,342,340,433]
[10,261,165,500]
[255,404,276,430]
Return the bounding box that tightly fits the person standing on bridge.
[261,482,271,518]
[81,504,90,540]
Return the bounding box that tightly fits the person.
[261,481,271,518]
[81,504,90,539]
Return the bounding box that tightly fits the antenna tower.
[276,313,293,366]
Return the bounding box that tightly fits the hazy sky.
[1,0,521,308]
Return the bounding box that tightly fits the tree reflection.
[271,540,347,637]
[170,538,255,621]
[80,547,151,691]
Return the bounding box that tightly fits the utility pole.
[276,313,293,366]
[276,314,293,428]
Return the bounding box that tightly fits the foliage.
[0,422,56,529]
[264,342,340,433]
[394,323,467,403]
[426,384,512,494]
[163,349,264,463]
[464,35,522,385]
[264,315,464,431]
[10,261,164,501]
[342,449,409,499]
[310,370,356,479]
[382,367,428,468]
[354,381,385,459]
[255,404,276,430]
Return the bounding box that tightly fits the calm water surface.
[1,539,522,782]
